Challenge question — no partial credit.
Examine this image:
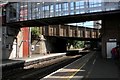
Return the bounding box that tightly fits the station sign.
[109,39,117,41]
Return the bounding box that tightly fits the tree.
[73,40,84,49]
[31,27,40,42]
[67,40,84,49]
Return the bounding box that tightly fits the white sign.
[109,39,117,41]
[107,42,116,58]
[31,45,35,51]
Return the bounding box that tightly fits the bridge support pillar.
[102,18,120,58]
[0,27,2,60]
[22,27,30,58]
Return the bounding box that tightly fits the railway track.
[2,53,87,80]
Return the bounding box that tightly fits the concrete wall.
[101,18,120,58]
[16,30,23,58]
[2,27,12,59]
[2,26,20,59]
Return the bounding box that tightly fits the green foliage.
[31,27,41,43]
[73,40,84,49]
[31,27,40,37]
[67,40,84,49]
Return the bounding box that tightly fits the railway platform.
[1,53,66,71]
[42,51,120,80]
[1,49,88,71]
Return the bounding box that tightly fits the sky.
[67,21,94,28]
[67,20,101,28]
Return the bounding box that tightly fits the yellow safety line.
[66,59,89,80]
[67,52,95,80]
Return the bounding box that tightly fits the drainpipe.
[29,27,31,57]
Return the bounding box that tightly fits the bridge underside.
[6,10,120,27]
[46,36,101,41]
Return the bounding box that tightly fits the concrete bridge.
[36,25,99,40]
[3,2,120,26]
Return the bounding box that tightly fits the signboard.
[31,45,35,51]
[107,42,116,58]
[109,39,117,41]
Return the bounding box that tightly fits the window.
[50,5,54,12]
[62,3,68,11]
[70,2,74,10]
[50,5,54,17]
[2,7,6,16]
[10,3,17,18]
[55,4,59,16]
[31,2,37,19]
[20,2,27,21]
[70,2,74,15]
[41,6,45,18]
[89,0,102,8]
[44,6,49,18]
[55,4,61,16]
[56,4,59,11]
[75,1,84,9]
[76,1,79,9]
[44,6,49,11]
[75,0,85,14]
[36,2,41,19]
[62,3,69,15]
